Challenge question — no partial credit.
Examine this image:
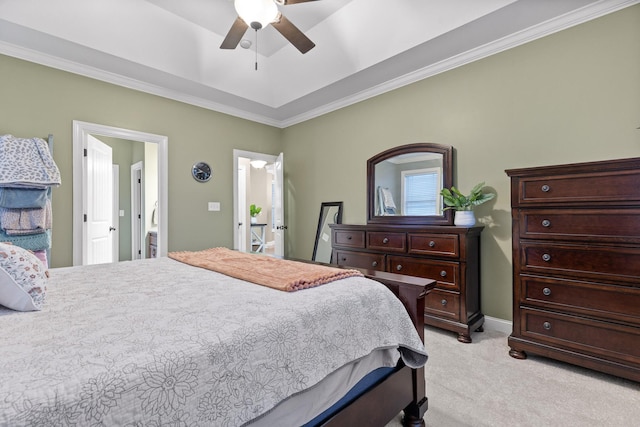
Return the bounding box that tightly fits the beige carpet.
[387,326,640,427]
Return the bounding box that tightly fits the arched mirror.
[367,143,453,225]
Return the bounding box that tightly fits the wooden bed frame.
[321,269,436,427]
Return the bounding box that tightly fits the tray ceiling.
[0,0,635,127]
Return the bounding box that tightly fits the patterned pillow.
[0,242,47,311]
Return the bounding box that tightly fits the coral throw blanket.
[168,247,363,292]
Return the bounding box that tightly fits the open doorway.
[233,150,284,257]
[72,121,168,266]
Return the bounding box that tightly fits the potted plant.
[440,182,495,226]
[249,204,262,224]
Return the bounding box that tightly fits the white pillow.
[0,242,47,311]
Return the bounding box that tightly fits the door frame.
[72,121,168,266]
[233,149,283,255]
[131,161,143,260]
[112,164,120,262]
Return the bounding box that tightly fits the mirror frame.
[312,201,343,263]
[367,143,453,226]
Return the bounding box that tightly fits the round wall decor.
[192,162,212,182]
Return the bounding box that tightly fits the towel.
[0,187,49,209]
[0,199,52,235]
[169,247,364,292]
[0,135,61,188]
[0,229,51,251]
[378,186,397,215]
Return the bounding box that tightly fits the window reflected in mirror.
[375,152,443,216]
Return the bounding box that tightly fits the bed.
[0,247,433,426]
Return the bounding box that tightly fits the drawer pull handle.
[341,257,347,262]
[347,236,352,240]
[396,265,403,271]
[541,219,551,227]
[441,299,447,306]
[543,287,551,296]
[429,241,436,248]
[440,270,447,277]
[382,237,389,244]
[371,261,378,267]
[541,184,550,192]
[543,321,551,331]
[542,253,551,262]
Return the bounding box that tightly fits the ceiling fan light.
[250,159,267,169]
[235,0,279,29]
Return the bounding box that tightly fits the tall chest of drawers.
[506,158,640,382]
[330,224,484,343]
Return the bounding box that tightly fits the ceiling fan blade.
[220,17,249,49]
[278,0,321,4]
[271,13,315,54]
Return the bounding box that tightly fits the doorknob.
[109,226,116,232]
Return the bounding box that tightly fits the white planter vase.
[250,217,257,224]
[454,210,476,227]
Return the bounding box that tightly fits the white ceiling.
[0,0,636,127]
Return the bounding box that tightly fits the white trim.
[2,0,636,128]
[233,150,280,253]
[281,0,640,127]
[131,162,144,260]
[112,164,120,263]
[72,121,168,265]
[482,316,513,335]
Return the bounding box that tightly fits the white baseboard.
[482,316,513,335]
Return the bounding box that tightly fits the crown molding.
[1,0,637,129]
[280,0,639,127]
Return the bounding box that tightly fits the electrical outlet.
[208,202,221,211]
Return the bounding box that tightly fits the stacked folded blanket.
[0,135,61,267]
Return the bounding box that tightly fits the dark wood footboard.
[322,269,435,427]
[284,259,435,426]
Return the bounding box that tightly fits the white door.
[237,164,247,252]
[273,153,284,257]
[86,135,114,264]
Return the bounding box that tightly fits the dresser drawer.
[520,275,640,323]
[334,250,384,271]
[407,233,459,258]
[333,230,365,248]
[367,232,406,252]
[517,169,640,205]
[425,289,460,321]
[387,256,459,290]
[521,242,640,283]
[520,307,640,363]
[519,209,640,243]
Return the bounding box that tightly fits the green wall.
[282,6,640,321]
[0,57,283,267]
[0,6,638,322]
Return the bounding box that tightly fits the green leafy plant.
[250,204,262,217]
[440,182,495,211]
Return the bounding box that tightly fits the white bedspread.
[0,257,427,426]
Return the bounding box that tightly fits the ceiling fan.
[220,0,319,54]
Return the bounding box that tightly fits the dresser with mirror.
[331,143,485,343]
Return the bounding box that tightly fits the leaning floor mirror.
[312,202,343,263]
